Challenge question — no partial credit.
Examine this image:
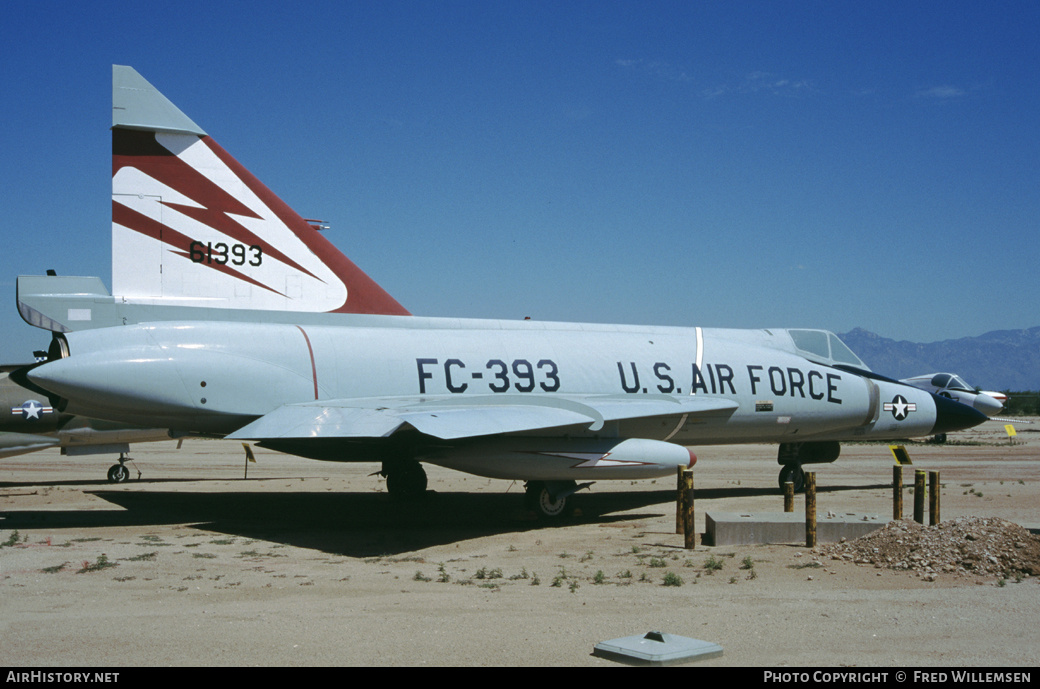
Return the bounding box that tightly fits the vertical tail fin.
[111,65,409,316]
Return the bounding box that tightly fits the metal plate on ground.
[593,631,723,666]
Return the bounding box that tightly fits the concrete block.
[705,511,886,546]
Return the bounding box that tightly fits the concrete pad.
[705,511,886,546]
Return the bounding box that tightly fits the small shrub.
[126,552,157,562]
[78,554,117,573]
[662,572,683,587]
[704,555,724,574]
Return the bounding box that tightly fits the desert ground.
[1,418,1038,667]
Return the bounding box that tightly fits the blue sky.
[2,1,1038,362]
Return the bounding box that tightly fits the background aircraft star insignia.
[10,400,53,421]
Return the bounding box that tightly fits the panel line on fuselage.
[295,325,319,400]
[694,326,704,393]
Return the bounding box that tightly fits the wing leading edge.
[225,394,739,441]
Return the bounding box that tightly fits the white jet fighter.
[900,373,1006,417]
[16,67,988,516]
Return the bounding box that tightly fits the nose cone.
[931,393,988,435]
[972,393,1004,417]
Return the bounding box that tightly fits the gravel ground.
[1,417,1037,666]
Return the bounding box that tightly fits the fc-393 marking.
[416,358,561,394]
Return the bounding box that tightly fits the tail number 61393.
[189,240,263,267]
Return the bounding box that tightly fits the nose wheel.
[778,464,805,493]
[106,454,139,483]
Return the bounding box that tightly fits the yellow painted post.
[893,464,903,520]
[676,465,684,534]
[914,470,926,524]
[929,470,940,526]
[805,471,817,548]
[242,443,255,479]
[682,470,696,550]
[784,481,794,513]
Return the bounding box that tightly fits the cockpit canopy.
[786,329,867,369]
[930,373,974,392]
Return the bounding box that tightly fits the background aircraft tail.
[110,65,408,316]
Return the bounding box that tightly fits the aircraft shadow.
[1,481,890,557]
[2,489,670,557]
[0,477,249,490]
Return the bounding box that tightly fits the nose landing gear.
[777,464,806,493]
[777,441,840,493]
[106,453,139,483]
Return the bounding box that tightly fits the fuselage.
[28,315,966,454]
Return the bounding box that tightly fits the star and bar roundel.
[883,395,917,421]
[10,400,54,421]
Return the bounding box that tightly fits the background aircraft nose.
[931,393,989,435]
[972,393,1004,417]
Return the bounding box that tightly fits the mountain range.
[839,327,1040,392]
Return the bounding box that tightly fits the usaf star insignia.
[883,395,917,421]
[10,400,54,421]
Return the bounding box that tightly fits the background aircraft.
[900,373,1006,417]
[14,67,988,516]
[2,366,171,480]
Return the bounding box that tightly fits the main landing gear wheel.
[384,462,428,500]
[524,481,572,519]
[778,465,805,493]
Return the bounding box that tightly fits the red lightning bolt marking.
[113,129,322,284]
